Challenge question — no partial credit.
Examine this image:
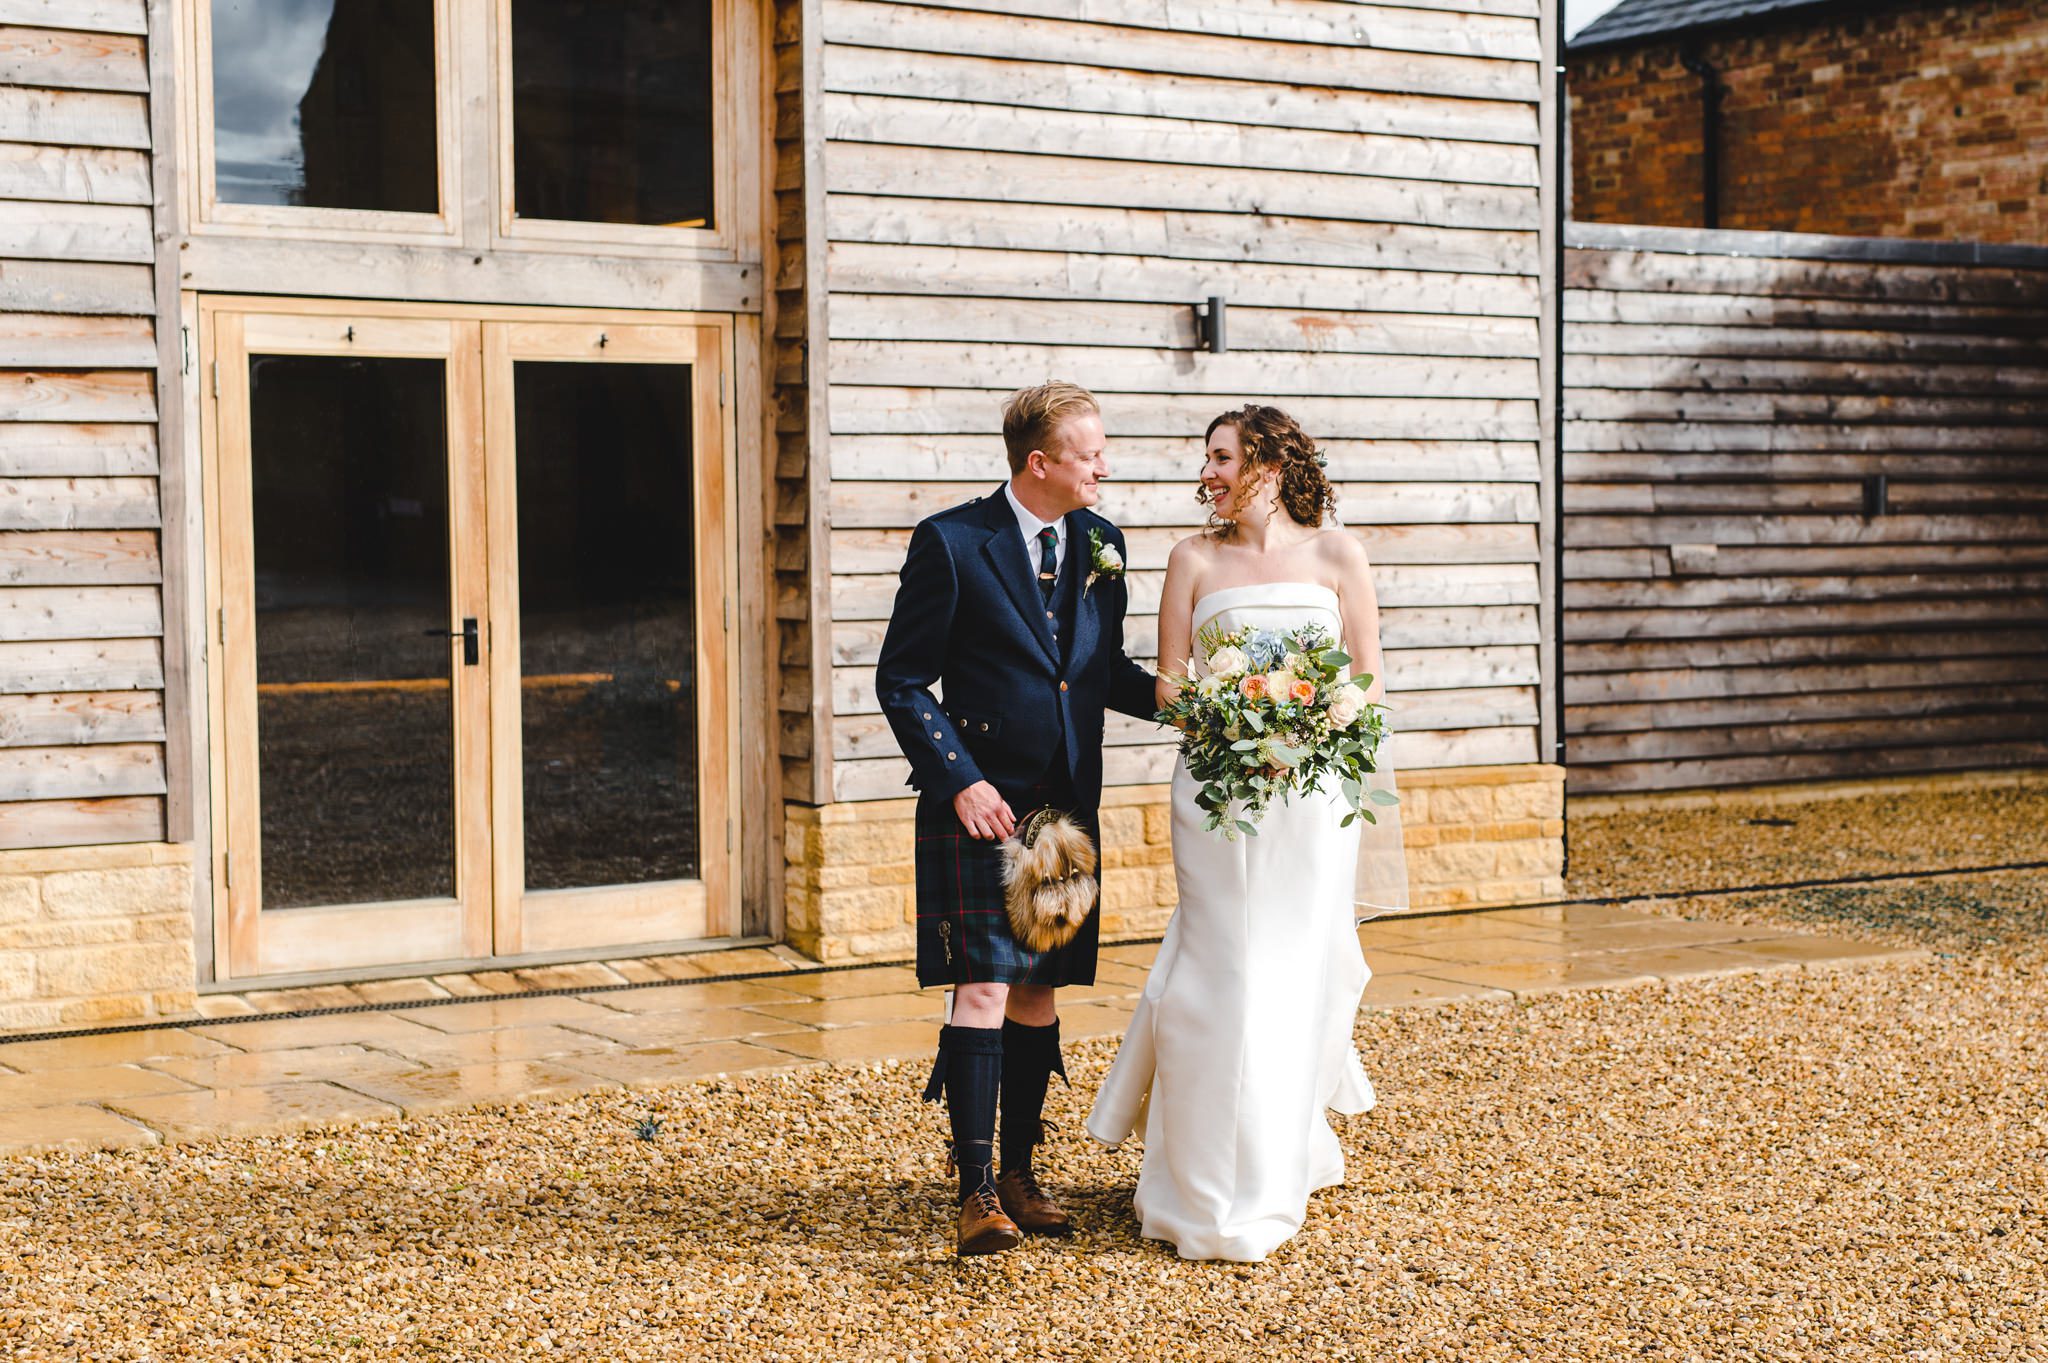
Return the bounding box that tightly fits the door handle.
[423,617,480,665]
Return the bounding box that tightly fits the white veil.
[1329,502,1411,922]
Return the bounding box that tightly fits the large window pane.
[514,362,701,890]
[249,356,455,908]
[510,0,716,228]
[212,0,438,212]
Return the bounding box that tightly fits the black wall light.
[1194,296,1227,353]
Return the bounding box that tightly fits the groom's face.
[1030,412,1109,514]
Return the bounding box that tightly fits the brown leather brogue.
[996,1166,1073,1237]
[957,1185,1024,1256]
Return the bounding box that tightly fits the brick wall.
[784,765,1565,963]
[1569,0,2048,242]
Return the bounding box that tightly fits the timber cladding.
[1562,229,2048,794]
[805,0,1554,804]
[0,0,165,851]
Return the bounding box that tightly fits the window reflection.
[212,0,437,212]
[511,0,716,228]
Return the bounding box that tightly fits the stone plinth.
[784,764,1566,963]
[0,844,196,1032]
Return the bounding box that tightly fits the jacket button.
[922,712,931,720]
[1059,681,1068,692]
[980,722,989,731]
[932,730,942,739]
[947,751,957,760]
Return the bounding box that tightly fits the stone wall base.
[0,844,196,1032]
[784,764,1565,964]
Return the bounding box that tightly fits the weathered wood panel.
[0,1,162,847]
[1563,232,2048,794]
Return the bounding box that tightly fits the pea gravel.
[2,787,2044,1361]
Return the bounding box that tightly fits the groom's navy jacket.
[876,486,1157,805]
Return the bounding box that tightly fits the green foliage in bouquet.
[1156,619,1397,839]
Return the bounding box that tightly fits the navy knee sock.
[1000,1018,1067,1172]
[923,1024,1003,1202]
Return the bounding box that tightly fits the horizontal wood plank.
[829,387,1542,441]
[0,140,150,204]
[1568,741,2048,794]
[828,194,1538,276]
[0,528,157,583]
[0,25,146,92]
[823,42,1541,145]
[0,475,157,529]
[1564,653,2048,706]
[0,582,158,639]
[0,422,152,474]
[0,258,152,313]
[822,0,1540,103]
[0,198,151,262]
[0,86,147,150]
[829,521,1539,573]
[0,369,152,421]
[830,478,1539,528]
[825,242,1542,317]
[0,635,160,692]
[0,792,161,848]
[1566,248,2048,307]
[826,141,1536,230]
[0,311,152,366]
[821,90,1539,187]
[0,738,160,799]
[828,432,1540,483]
[0,2,147,36]
[1567,680,2048,736]
[0,686,161,745]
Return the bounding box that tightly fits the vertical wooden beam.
[799,0,833,810]
[1535,0,1565,831]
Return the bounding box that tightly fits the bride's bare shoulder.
[1167,531,1221,570]
[1309,525,1370,570]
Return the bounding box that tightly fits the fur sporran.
[1000,808,1099,952]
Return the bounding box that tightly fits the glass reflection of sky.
[212,0,337,204]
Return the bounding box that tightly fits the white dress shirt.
[1004,482,1067,579]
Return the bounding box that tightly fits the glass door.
[207,311,491,976]
[482,321,734,954]
[203,302,735,979]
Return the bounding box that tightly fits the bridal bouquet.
[1157,620,1395,838]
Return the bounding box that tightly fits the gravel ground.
[3,789,2045,1361]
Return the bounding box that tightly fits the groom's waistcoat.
[874,487,1155,803]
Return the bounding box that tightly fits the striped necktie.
[1036,525,1059,604]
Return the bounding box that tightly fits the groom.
[876,381,1158,1255]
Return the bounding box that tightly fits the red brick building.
[1568,0,2048,243]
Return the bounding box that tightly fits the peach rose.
[1238,673,1269,701]
[1288,678,1316,705]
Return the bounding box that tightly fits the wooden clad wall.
[1563,227,2048,793]
[0,0,167,848]
[812,0,1553,803]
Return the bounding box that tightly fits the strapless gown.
[1086,582,1374,1262]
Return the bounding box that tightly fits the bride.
[1086,404,1405,1262]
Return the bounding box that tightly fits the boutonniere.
[1085,527,1125,596]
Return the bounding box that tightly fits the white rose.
[1206,644,1250,677]
[1266,670,1300,700]
[1326,683,1368,729]
[1097,544,1123,571]
[1196,672,1224,697]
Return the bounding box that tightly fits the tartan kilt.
[913,774,1101,989]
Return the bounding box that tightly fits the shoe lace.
[967,1184,1006,1219]
[1007,1164,1047,1201]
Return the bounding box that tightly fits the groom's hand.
[953,782,1015,841]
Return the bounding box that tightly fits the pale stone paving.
[0,904,1919,1154]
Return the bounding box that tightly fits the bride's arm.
[1330,533,1388,704]
[1154,536,1200,712]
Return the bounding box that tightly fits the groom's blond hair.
[1002,382,1100,474]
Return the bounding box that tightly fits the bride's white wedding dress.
[1086,582,1376,1262]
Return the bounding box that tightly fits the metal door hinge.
[722,594,730,631]
[719,371,727,407]
[218,607,227,646]
[726,819,733,853]
[180,326,191,375]
[222,854,232,889]
[210,361,218,398]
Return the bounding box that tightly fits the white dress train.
[1086,583,1376,1262]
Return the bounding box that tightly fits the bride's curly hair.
[1200,405,1337,536]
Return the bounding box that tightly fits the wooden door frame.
[198,296,745,982]
[482,317,739,954]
